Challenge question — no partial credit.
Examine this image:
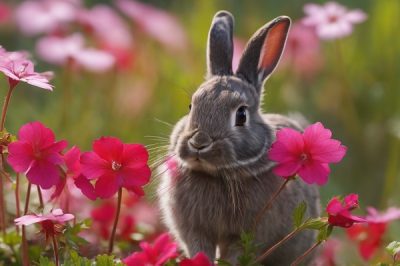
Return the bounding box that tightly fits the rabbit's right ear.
[206,11,234,78]
[236,16,291,93]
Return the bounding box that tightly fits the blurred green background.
[0,0,399,211]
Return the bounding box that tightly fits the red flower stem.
[15,173,20,234]
[290,241,321,266]
[52,235,59,266]
[37,185,44,209]
[108,188,122,254]
[0,83,17,236]
[252,178,291,231]
[21,182,31,266]
[256,227,302,263]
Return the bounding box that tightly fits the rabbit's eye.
[235,106,247,126]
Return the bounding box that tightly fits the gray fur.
[158,12,320,266]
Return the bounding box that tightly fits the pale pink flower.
[15,209,74,241]
[0,57,53,90]
[302,2,367,40]
[36,33,115,72]
[116,0,187,50]
[268,122,347,185]
[281,22,323,78]
[15,0,80,36]
[365,207,400,224]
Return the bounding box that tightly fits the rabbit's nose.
[189,131,212,151]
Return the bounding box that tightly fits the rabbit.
[158,11,320,265]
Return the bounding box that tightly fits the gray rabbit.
[158,11,320,265]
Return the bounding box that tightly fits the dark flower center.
[300,153,309,161]
[111,161,122,171]
[328,15,338,23]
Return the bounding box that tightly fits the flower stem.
[252,178,291,231]
[15,173,20,234]
[108,188,122,254]
[37,185,44,209]
[256,227,302,263]
[21,182,31,266]
[290,241,321,266]
[0,83,17,236]
[52,235,59,266]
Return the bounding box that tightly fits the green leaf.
[237,232,262,266]
[63,250,91,266]
[317,224,333,242]
[95,254,124,266]
[293,201,307,228]
[39,256,56,266]
[302,218,327,230]
[3,231,22,247]
[217,259,233,266]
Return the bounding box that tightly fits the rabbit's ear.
[236,16,290,92]
[206,11,234,78]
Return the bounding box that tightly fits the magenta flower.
[326,194,366,228]
[15,0,79,36]
[116,0,187,50]
[80,136,151,199]
[36,33,115,73]
[0,56,53,90]
[268,122,346,185]
[15,208,74,240]
[179,252,213,266]
[302,2,367,40]
[0,3,11,24]
[123,233,178,266]
[7,122,67,189]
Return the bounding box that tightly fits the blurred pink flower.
[78,5,134,70]
[36,33,115,73]
[80,136,151,199]
[312,238,341,266]
[326,193,366,228]
[302,2,367,40]
[7,122,67,189]
[179,252,213,266]
[268,122,346,185]
[15,209,73,242]
[123,233,178,266]
[232,37,245,72]
[0,52,53,90]
[345,206,400,260]
[15,0,80,36]
[281,22,323,78]
[0,3,11,24]
[116,0,187,50]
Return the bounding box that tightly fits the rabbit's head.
[172,11,291,175]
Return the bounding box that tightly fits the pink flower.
[268,122,346,185]
[36,33,115,73]
[15,0,79,36]
[123,233,178,266]
[0,55,53,90]
[281,22,323,78]
[326,194,366,228]
[80,136,151,199]
[346,206,400,260]
[302,2,367,40]
[116,0,187,50]
[179,252,213,266]
[313,238,341,266]
[0,3,11,24]
[7,122,67,189]
[15,208,74,241]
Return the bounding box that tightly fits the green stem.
[252,178,291,231]
[108,188,123,254]
[22,183,31,266]
[256,226,302,262]
[290,241,321,266]
[52,235,59,266]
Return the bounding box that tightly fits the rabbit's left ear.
[236,16,291,92]
[206,11,234,78]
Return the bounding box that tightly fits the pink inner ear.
[258,21,289,72]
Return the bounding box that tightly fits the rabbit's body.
[158,11,320,265]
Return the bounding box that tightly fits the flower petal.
[298,162,330,185]
[122,144,149,168]
[7,142,34,172]
[122,165,151,188]
[80,151,110,179]
[94,174,120,199]
[74,175,97,200]
[93,136,123,162]
[27,160,61,189]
